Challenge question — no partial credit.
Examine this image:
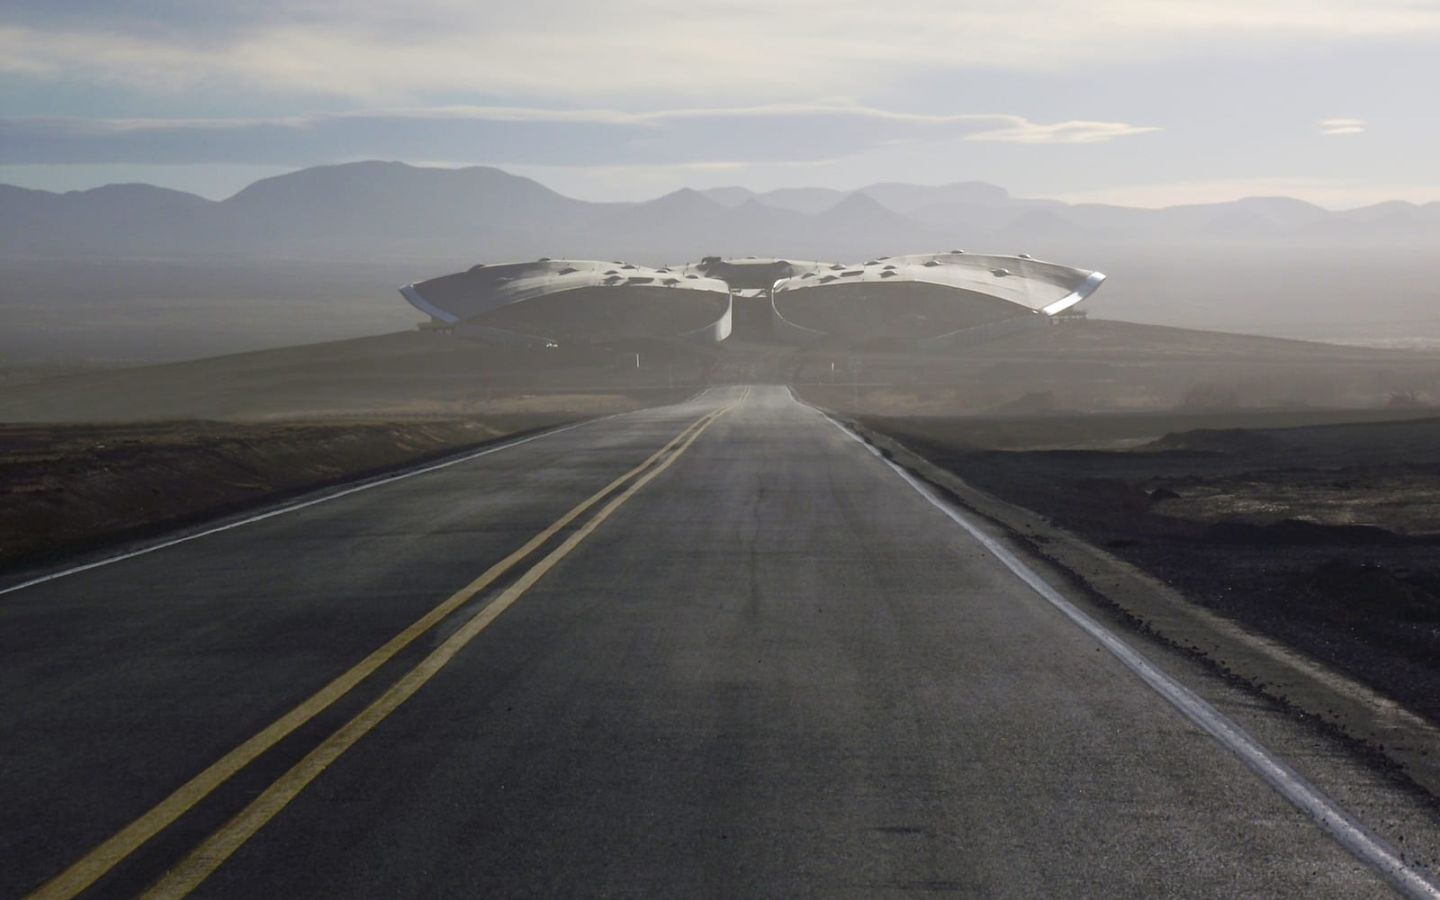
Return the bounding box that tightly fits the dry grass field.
[0,390,687,572]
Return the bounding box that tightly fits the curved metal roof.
[400,252,1104,349]
[771,251,1105,317]
[679,257,831,290]
[401,258,731,325]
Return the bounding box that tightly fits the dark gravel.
[863,414,1440,724]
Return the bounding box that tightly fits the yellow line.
[142,400,733,899]
[29,406,723,900]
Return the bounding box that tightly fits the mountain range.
[5,161,1440,264]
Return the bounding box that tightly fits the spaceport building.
[400,252,1105,350]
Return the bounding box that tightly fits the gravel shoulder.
[835,407,1440,803]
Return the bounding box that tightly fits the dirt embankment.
[856,411,1440,726]
[0,392,680,572]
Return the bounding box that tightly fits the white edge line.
[789,387,1440,900]
[0,399,675,599]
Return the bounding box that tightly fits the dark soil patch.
[0,409,638,573]
[861,413,1440,724]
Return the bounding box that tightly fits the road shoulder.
[842,414,1440,807]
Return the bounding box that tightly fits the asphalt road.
[3,385,1438,899]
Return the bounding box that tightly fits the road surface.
[2,385,1437,898]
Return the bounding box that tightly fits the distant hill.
[4,161,1440,264]
[701,180,1013,215]
[3,183,215,256]
[3,162,607,262]
[859,180,1012,213]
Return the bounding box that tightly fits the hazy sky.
[3,0,1438,206]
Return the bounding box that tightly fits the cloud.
[4,2,1440,102]
[0,104,1159,167]
[1319,117,1366,135]
[966,119,1160,144]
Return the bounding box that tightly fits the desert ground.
[6,312,1440,893]
[7,316,1440,423]
[6,316,1440,730]
[827,408,1440,724]
[0,392,689,572]
[7,315,1440,580]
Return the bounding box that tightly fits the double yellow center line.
[33,393,742,900]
